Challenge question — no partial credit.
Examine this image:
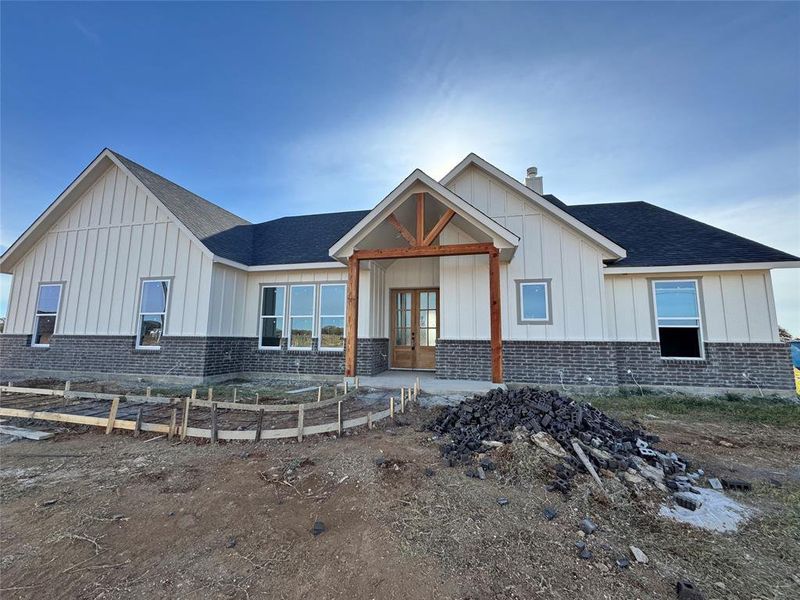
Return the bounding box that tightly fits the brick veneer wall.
[0,335,390,379]
[436,339,794,390]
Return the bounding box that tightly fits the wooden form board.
[0,393,399,443]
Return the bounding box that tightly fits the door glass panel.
[394,292,412,347]
[419,291,437,347]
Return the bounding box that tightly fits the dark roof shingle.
[114,151,797,268]
[553,199,798,267]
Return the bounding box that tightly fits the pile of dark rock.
[431,387,697,496]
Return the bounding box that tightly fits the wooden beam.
[106,397,119,434]
[353,242,494,261]
[416,192,425,244]
[344,255,360,377]
[387,213,417,246]
[488,248,504,383]
[422,209,455,246]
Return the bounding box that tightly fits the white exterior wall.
[207,262,387,340]
[442,165,607,341]
[605,271,779,343]
[5,165,213,337]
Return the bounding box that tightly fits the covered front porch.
[330,168,520,383]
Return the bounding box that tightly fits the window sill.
[134,347,161,352]
[30,344,50,350]
[318,348,344,353]
[258,346,283,352]
[659,356,706,363]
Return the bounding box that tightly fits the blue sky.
[1,2,798,331]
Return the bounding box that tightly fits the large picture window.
[652,280,703,358]
[289,285,315,349]
[259,286,285,349]
[32,283,62,347]
[516,280,551,324]
[319,283,346,350]
[137,279,169,349]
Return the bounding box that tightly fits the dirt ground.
[1,394,799,599]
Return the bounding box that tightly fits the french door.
[390,288,439,370]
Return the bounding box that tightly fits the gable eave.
[329,168,520,261]
[440,153,627,260]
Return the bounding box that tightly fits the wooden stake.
[146,386,151,398]
[337,401,343,435]
[180,397,191,441]
[390,397,395,419]
[255,409,264,442]
[401,391,406,414]
[317,386,322,402]
[256,392,259,404]
[297,405,305,442]
[571,440,606,496]
[344,378,348,395]
[210,402,218,444]
[208,387,213,402]
[106,397,120,434]
[355,376,359,388]
[168,408,177,440]
[233,387,238,403]
[64,380,71,394]
[134,408,143,437]
[191,388,197,400]
[368,412,373,429]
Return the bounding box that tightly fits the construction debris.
[431,387,695,501]
[0,425,54,440]
[676,580,705,600]
[629,545,649,564]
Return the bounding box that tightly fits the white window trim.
[136,278,170,350]
[288,284,316,350]
[517,280,551,324]
[258,284,286,350]
[651,279,705,360]
[31,283,63,348]
[317,283,346,352]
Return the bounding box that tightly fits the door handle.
[411,331,416,350]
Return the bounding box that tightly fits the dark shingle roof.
[112,151,797,268]
[111,151,252,257]
[545,197,799,267]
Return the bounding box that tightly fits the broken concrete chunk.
[721,478,751,492]
[629,545,649,564]
[543,507,558,521]
[311,521,326,536]
[476,466,486,480]
[676,579,705,600]
[707,477,723,490]
[579,518,597,535]
[674,492,703,511]
[531,431,568,458]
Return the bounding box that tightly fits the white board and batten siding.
[5,165,213,337]
[605,271,779,343]
[442,164,608,341]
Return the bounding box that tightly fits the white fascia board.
[0,149,114,273]
[440,153,627,260]
[604,261,800,275]
[212,256,347,272]
[328,168,520,260]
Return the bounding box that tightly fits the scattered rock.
[579,547,593,560]
[39,499,57,507]
[476,466,486,480]
[579,518,597,535]
[225,537,237,548]
[676,579,704,600]
[615,556,630,569]
[543,507,558,521]
[531,432,568,458]
[374,456,386,467]
[597,563,610,573]
[717,440,734,448]
[424,467,435,477]
[496,497,509,506]
[111,514,126,521]
[629,545,648,564]
[312,521,326,536]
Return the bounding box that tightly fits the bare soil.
[1,400,799,599]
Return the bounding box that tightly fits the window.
[137,279,169,349]
[419,290,438,346]
[319,284,346,350]
[289,285,315,349]
[516,280,551,323]
[652,280,703,358]
[259,286,285,349]
[32,283,62,347]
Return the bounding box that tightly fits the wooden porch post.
[345,254,360,377]
[488,247,503,383]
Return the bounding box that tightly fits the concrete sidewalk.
[352,370,503,395]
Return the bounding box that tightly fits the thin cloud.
[71,18,101,45]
